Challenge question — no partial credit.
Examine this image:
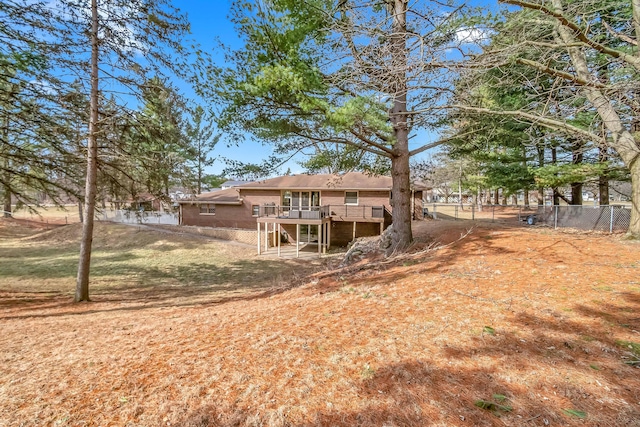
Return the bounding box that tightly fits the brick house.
[178,172,426,254]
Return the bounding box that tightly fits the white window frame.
[252,205,260,217]
[344,191,359,206]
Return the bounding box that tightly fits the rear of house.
[180,173,417,248]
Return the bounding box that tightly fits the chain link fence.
[425,204,631,233]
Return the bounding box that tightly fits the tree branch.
[500,0,640,71]
[446,104,605,143]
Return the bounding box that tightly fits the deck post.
[352,221,356,240]
[257,222,261,255]
[273,222,277,247]
[322,222,327,254]
[277,223,281,257]
[318,223,322,255]
[380,222,383,235]
[327,221,331,249]
[296,223,300,258]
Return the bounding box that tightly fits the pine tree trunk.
[75,0,99,302]
[599,176,609,206]
[537,146,545,206]
[77,200,83,223]
[570,139,583,205]
[2,183,10,217]
[388,0,412,250]
[390,152,412,248]
[628,160,640,238]
[599,146,609,205]
[2,115,10,217]
[570,183,582,205]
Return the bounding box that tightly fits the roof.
[237,172,392,191]
[178,187,242,204]
[221,180,253,188]
[411,180,432,191]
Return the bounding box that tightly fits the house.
[111,193,166,212]
[178,172,427,253]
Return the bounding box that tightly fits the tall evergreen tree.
[185,105,220,194]
[202,0,475,250]
[455,0,640,237]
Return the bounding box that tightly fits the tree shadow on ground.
[174,358,605,427]
[174,293,640,427]
[0,256,317,319]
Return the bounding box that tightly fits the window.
[344,191,358,205]
[199,204,215,214]
[282,191,292,210]
[252,205,260,216]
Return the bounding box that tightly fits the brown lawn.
[0,219,639,426]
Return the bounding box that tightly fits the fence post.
[554,205,558,229]
[454,205,458,220]
[492,205,494,222]
[433,204,437,220]
[609,205,614,233]
[472,205,475,220]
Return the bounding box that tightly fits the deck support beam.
[296,223,300,258]
[264,220,268,253]
[257,222,261,255]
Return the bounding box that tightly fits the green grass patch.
[483,326,496,335]
[616,340,640,356]
[0,222,319,302]
[474,398,512,414]
[563,409,586,419]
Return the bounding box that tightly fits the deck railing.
[259,205,329,219]
[258,204,386,220]
[328,205,385,219]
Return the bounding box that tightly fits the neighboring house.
[178,172,427,250]
[111,193,165,212]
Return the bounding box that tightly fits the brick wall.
[181,189,282,229]
[321,190,390,209]
[181,203,255,229]
[179,225,258,246]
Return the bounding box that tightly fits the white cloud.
[455,27,489,45]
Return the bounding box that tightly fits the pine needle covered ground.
[0,219,639,426]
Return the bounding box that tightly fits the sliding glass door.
[284,191,320,210]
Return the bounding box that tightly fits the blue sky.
[179,1,255,176]
[177,1,499,177]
